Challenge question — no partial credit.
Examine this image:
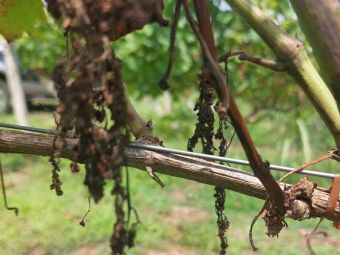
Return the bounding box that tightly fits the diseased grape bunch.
[45,0,167,254]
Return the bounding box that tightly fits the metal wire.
[129,144,335,179]
[0,122,335,180]
[0,122,56,135]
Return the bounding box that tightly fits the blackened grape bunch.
[188,69,230,255]
[46,1,167,254]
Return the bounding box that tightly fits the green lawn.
[0,100,339,254]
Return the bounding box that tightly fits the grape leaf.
[0,0,47,41]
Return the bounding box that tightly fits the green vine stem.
[290,0,340,104]
[225,0,340,148]
[124,84,153,139]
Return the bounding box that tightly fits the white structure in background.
[0,40,28,125]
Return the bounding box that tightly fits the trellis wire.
[0,122,335,180]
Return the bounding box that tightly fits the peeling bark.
[0,129,339,222]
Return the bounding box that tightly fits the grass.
[0,98,339,255]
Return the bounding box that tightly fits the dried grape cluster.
[47,0,168,42]
[46,0,167,254]
[263,177,316,237]
[188,70,230,254]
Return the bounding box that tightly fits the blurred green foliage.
[13,0,312,117]
[13,20,65,75]
[11,0,335,166]
[14,1,303,100]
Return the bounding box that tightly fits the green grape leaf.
[0,0,48,41]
